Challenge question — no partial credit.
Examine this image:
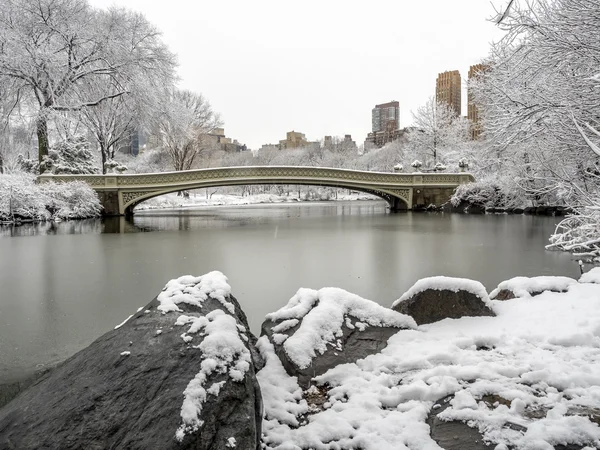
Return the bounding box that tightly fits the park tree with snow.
[0,0,176,170]
[404,97,470,169]
[154,89,222,172]
[471,0,600,260]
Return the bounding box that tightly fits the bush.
[451,179,520,209]
[0,174,102,222]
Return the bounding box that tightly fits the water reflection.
[0,219,105,237]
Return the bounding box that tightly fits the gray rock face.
[261,316,404,388]
[0,292,263,450]
[428,396,493,450]
[393,289,495,325]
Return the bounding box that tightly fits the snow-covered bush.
[411,160,422,170]
[17,154,39,174]
[0,173,101,222]
[0,173,49,221]
[39,180,102,219]
[41,135,98,175]
[547,205,600,262]
[104,159,128,174]
[451,178,520,209]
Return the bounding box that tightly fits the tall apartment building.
[436,70,461,116]
[468,64,487,140]
[365,101,402,149]
[371,101,400,133]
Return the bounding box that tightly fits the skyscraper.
[365,101,403,149]
[371,101,400,133]
[436,70,461,116]
[468,64,487,139]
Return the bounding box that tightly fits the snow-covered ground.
[134,191,380,211]
[258,269,600,449]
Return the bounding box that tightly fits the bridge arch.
[121,180,409,215]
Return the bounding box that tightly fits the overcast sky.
[89,0,507,149]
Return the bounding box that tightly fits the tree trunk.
[37,116,49,172]
[100,143,108,174]
[0,153,4,174]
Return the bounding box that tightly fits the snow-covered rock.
[0,271,263,450]
[489,275,577,300]
[580,267,600,284]
[261,287,416,387]
[259,279,600,450]
[392,276,495,325]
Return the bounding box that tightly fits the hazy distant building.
[118,130,146,156]
[365,101,402,149]
[468,64,487,139]
[205,127,247,152]
[436,70,461,116]
[323,134,357,152]
[259,143,279,153]
[279,131,309,149]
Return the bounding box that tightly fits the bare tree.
[405,97,469,167]
[155,89,222,172]
[0,0,176,169]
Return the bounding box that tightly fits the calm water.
[0,201,578,383]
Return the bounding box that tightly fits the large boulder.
[0,271,263,450]
[489,276,577,300]
[392,276,495,325]
[261,287,416,388]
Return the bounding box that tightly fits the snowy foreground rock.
[0,271,263,450]
[259,275,600,450]
[392,276,496,325]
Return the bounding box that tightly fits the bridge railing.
[38,166,474,189]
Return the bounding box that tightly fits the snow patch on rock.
[266,287,416,369]
[580,267,600,284]
[175,309,251,442]
[157,271,234,314]
[489,275,577,299]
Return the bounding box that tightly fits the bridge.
[37,166,474,216]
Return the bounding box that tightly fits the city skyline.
[87,0,506,149]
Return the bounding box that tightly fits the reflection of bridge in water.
[38,166,474,216]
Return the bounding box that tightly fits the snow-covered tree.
[404,97,470,168]
[474,0,600,259]
[0,0,176,169]
[41,135,98,174]
[154,89,222,171]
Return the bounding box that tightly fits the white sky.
[89,0,507,149]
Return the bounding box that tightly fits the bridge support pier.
[98,190,121,216]
[389,197,408,211]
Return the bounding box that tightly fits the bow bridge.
[38,166,474,216]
